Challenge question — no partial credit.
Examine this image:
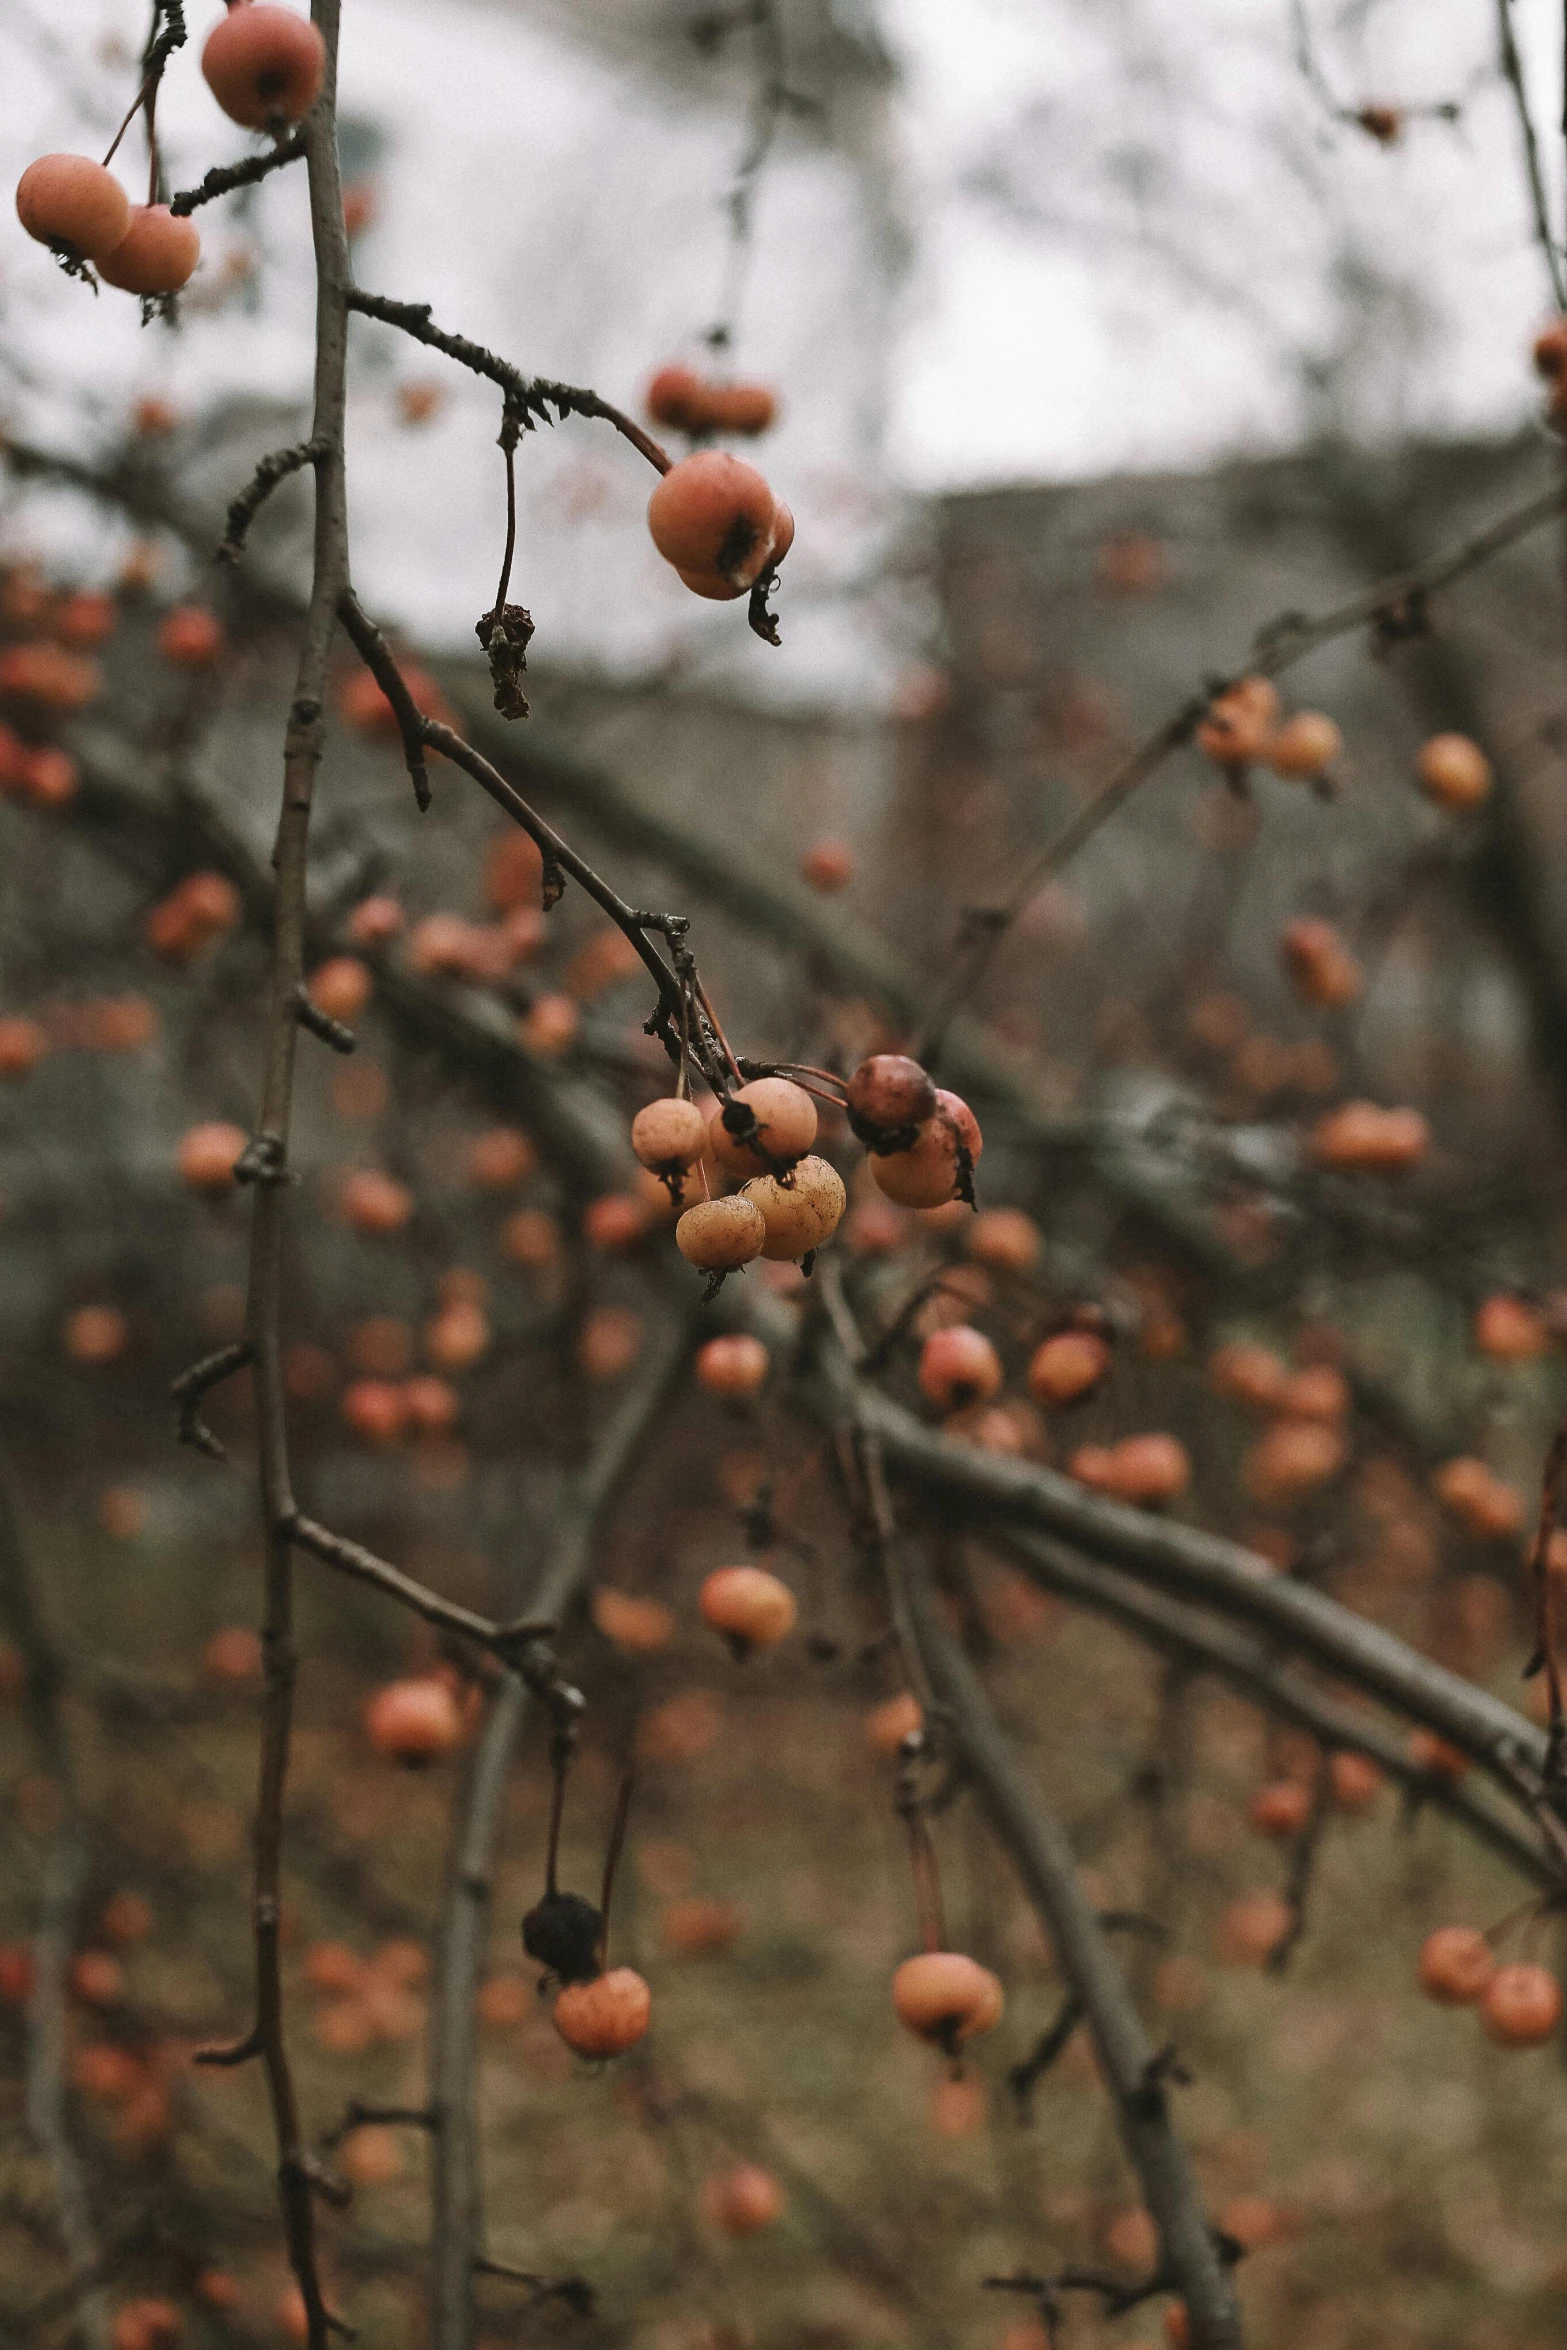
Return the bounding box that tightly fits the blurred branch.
[992,1530,1560,1889]
[428,1319,691,2350]
[1495,0,1566,308]
[903,1560,1244,2349]
[0,1476,112,2350]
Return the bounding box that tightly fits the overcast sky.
[3,0,1565,693]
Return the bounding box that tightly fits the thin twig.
[218,438,329,564]
[903,1562,1243,2348]
[1497,0,1567,308]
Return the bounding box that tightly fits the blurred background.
[5,4,1567,2348]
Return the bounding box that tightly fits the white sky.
[1,0,1564,694]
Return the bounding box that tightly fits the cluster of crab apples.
[15,3,325,296]
[628,1052,981,1281]
[1196,674,1494,812]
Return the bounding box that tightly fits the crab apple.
[703,2163,785,2234]
[968,1208,1039,1272]
[53,590,116,649]
[709,381,778,435]
[1327,1751,1382,1812]
[1243,1417,1346,1504]
[1474,1293,1547,1361]
[0,641,100,707]
[1109,1432,1190,1505]
[890,1950,1004,2044]
[582,1191,648,1250]
[110,2299,182,2350]
[484,827,544,912]
[801,837,854,891]
[1216,1889,1292,1967]
[341,1377,409,1445]
[1417,1925,1496,2006]
[1280,916,1362,1008]
[1433,1455,1524,1540]
[1195,674,1279,764]
[347,892,404,948]
[1311,1100,1428,1173]
[503,1207,560,1267]
[591,1588,674,1652]
[177,1121,247,1190]
[341,1168,413,1234]
[1416,732,1491,810]
[15,155,131,259]
[632,1095,707,1172]
[403,1374,459,1435]
[70,1949,125,2006]
[1481,1962,1562,2046]
[426,1298,490,1371]
[520,992,579,1055]
[677,1194,766,1270]
[64,1305,129,1366]
[865,1690,923,1754]
[847,1052,937,1142]
[700,1563,797,1651]
[97,206,200,294]
[1267,710,1342,779]
[553,1966,652,2056]
[364,1675,463,1765]
[0,1016,45,1079]
[1535,318,1567,377]
[157,605,223,667]
[304,955,371,1024]
[1164,2309,1192,2350]
[202,2,327,127]
[1249,1780,1311,1838]
[1027,1329,1110,1406]
[203,1625,261,1683]
[577,1305,643,1379]
[742,1155,847,1260]
[647,450,778,587]
[646,364,708,429]
[710,1076,818,1176]
[918,1324,1003,1412]
[695,1333,769,1397]
[466,1126,534,1187]
[870,1117,964,1208]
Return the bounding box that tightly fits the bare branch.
[169,128,308,216]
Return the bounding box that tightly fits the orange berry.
[632,1096,708,1172]
[99,1890,152,1946]
[647,365,710,429]
[1481,1961,1561,2046]
[465,1126,535,1188]
[968,1208,1039,1271]
[742,1155,847,1260]
[16,155,131,259]
[801,837,853,891]
[1107,1432,1190,1506]
[1280,915,1361,1008]
[1242,1418,1346,1505]
[346,893,404,948]
[0,1016,46,1079]
[302,1940,365,1994]
[1195,675,1279,764]
[425,1299,489,1371]
[648,451,778,587]
[582,1192,647,1251]
[552,1966,651,2056]
[1216,1890,1291,1967]
[702,2162,784,2234]
[307,956,371,1023]
[1268,711,1341,779]
[1249,1780,1311,1838]
[502,1207,560,1267]
[1409,1728,1470,1781]
[202,3,327,127]
[890,1950,1004,2043]
[591,1588,674,1652]
[98,206,200,295]
[700,1564,796,1649]
[676,1194,767,1271]
[846,1054,937,1140]
[177,1119,246,1192]
[110,2298,182,2350]
[1027,1329,1109,1406]
[156,606,223,667]
[706,382,778,435]
[1474,1293,1547,1361]
[70,1949,126,2006]
[63,1305,129,1365]
[53,590,116,648]
[1416,733,1491,810]
[364,1676,463,1764]
[709,1077,818,1176]
[1209,1342,1289,1411]
[865,1691,923,1754]
[576,1305,644,1380]
[340,1168,412,1235]
[694,1333,769,1397]
[0,641,100,707]
[661,1897,743,1957]
[519,992,579,1055]
[340,1378,410,1445]
[1311,1100,1428,1173]
[1417,1925,1495,2006]
[1327,1751,1382,1813]
[403,1374,459,1435]
[918,1324,1003,1411]
[203,1625,262,1683]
